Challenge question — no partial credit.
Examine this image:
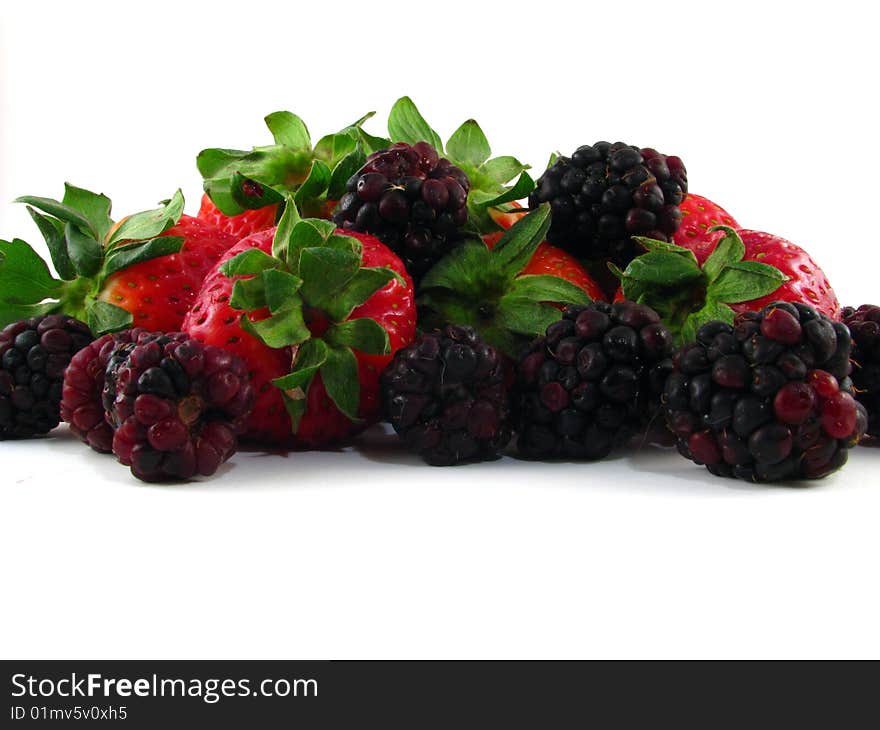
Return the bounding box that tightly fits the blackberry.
[101,331,255,482]
[381,325,511,465]
[664,302,866,482]
[528,141,687,268]
[333,141,470,283]
[0,315,93,439]
[513,301,674,460]
[842,304,880,439]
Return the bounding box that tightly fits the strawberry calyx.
[417,204,592,357]
[611,226,789,345]
[384,96,534,235]
[219,199,406,430]
[1,184,186,334]
[197,111,386,219]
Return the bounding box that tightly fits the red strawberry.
[488,201,527,230]
[672,193,740,251]
[5,186,238,336]
[197,193,278,240]
[183,221,416,447]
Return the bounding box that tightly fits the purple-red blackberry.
[333,141,470,283]
[381,325,511,465]
[664,302,866,482]
[101,331,254,482]
[514,301,674,460]
[0,315,93,439]
[528,142,687,268]
[842,305,880,439]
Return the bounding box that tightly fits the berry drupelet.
[0,315,93,439]
[528,142,687,268]
[101,332,255,482]
[333,141,470,283]
[663,302,866,482]
[514,301,674,460]
[381,325,511,465]
[842,304,880,439]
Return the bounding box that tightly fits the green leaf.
[196,147,253,179]
[472,171,534,209]
[0,301,60,328]
[357,128,391,154]
[0,239,63,303]
[230,172,284,211]
[495,296,564,336]
[323,267,403,322]
[220,248,280,277]
[61,183,113,242]
[702,227,746,283]
[314,131,357,164]
[264,111,311,150]
[64,223,103,278]
[446,119,491,167]
[325,317,390,355]
[631,236,699,264]
[387,96,443,152]
[491,204,552,282]
[85,300,133,335]
[240,296,310,349]
[622,251,704,287]
[229,277,267,312]
[481,156,529,186]
[102,236,183,278]
[284,219,339,271]
[272,338,328,391]
[320,345,361,421]
[106,190,184,246]
[272,196,301,261]
[298,247,361,307]
[420,240,493,293]
[15,195,91,232]
[327,147,367,200]
[680,300,735,346]
[25,207,75,280]
[293,160,332,209]
[507,274,592,306]
[262,268,304,312]
[709,261,788,304]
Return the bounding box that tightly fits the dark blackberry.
[842,304,880,439]
[333,141,470,283]
[513,301,674,460]
[664,302,866,482]
[529,142,687,268]
[0,315,93,439]
[101,332,254,482]
[381,325,511,465]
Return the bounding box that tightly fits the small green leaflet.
[492,204,552,281]
[507,275,592,306]
[64,223,103,278]
[102,236,184,278]
[220,248,280,277]
[264,111,311,150]
[325,317,390,355]
[0,238,63,304]
[25,207,75,280]
[387,96,444,152]
[61,183,113,243]
[272,338,328,391]
[86,301,133,335]
[709,261,788,303]
[446,119,491,167]
[105,190,184,246]
[495,296,564,336]
[320,345,361,422]
[701,226,746,283]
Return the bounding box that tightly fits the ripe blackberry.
[528,141,687,268]
[663,302,866,482]
[381,325,511,465]
[333,141,470,283]
[101,332,254,482]
[513,301,674,460]
[842,304,880,439]
[0,315,93,439]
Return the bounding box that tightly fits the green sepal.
[325,317,390,355]
[622,251,704,288]
[680,300,735,346]
[387,96,444,152]
[507,274,592,306]
[230,172,284,211]
[263,269,304,312]
[327,147,367,201]
[495,296,564,336]
[229,277,267,312]
[239,296,310,349]
[630,236,700,264]
[701,226,745,282]
[356,128,391,154]
[491,204,552,282]
[61,183,113,243]
[264,111,311,150]
[0,301,59,329]
[293,160,332,208]
[102,236,184,278]
[481,156,530,187]
[298,247,361,307]
[322,267,403,322]
[446,119,491,167]
[470,171,535,210]
[314,131,357,163]
[0,238,64,304]
[64,223,103,278]
[25,207,75,280]
[272,338,328,391]
[709,261,789,303]
[220,248,281,277]
[271,196,301,261]
[85,300,133,335]
[320,345,361,422]
[420,240,493,293]
[105,190,184,246]
[14,195,92,233]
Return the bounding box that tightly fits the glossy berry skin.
[183,228,416,448]
[98,215,239,332]
[197,194,278,240]
[528,141,687,268]
[514,301,674,460]
[0,315,93,439]
[333,142,470,284]
[381,325,511,465]
[102,332,254,482]
[672,193,739,250]
[663,302,865,482]
[841,304,880,438]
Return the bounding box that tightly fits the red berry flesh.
[821,391,858,439]
[773,382,817,424]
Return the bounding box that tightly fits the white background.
[1,0,879,659]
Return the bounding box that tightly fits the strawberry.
[417,205,601,357]
[613,226,839,344]
[672,193,740,252]
[197,193,278,239]
[2,185,237,335]
[183,211,416,447]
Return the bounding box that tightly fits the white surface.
[2,0,879,659]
